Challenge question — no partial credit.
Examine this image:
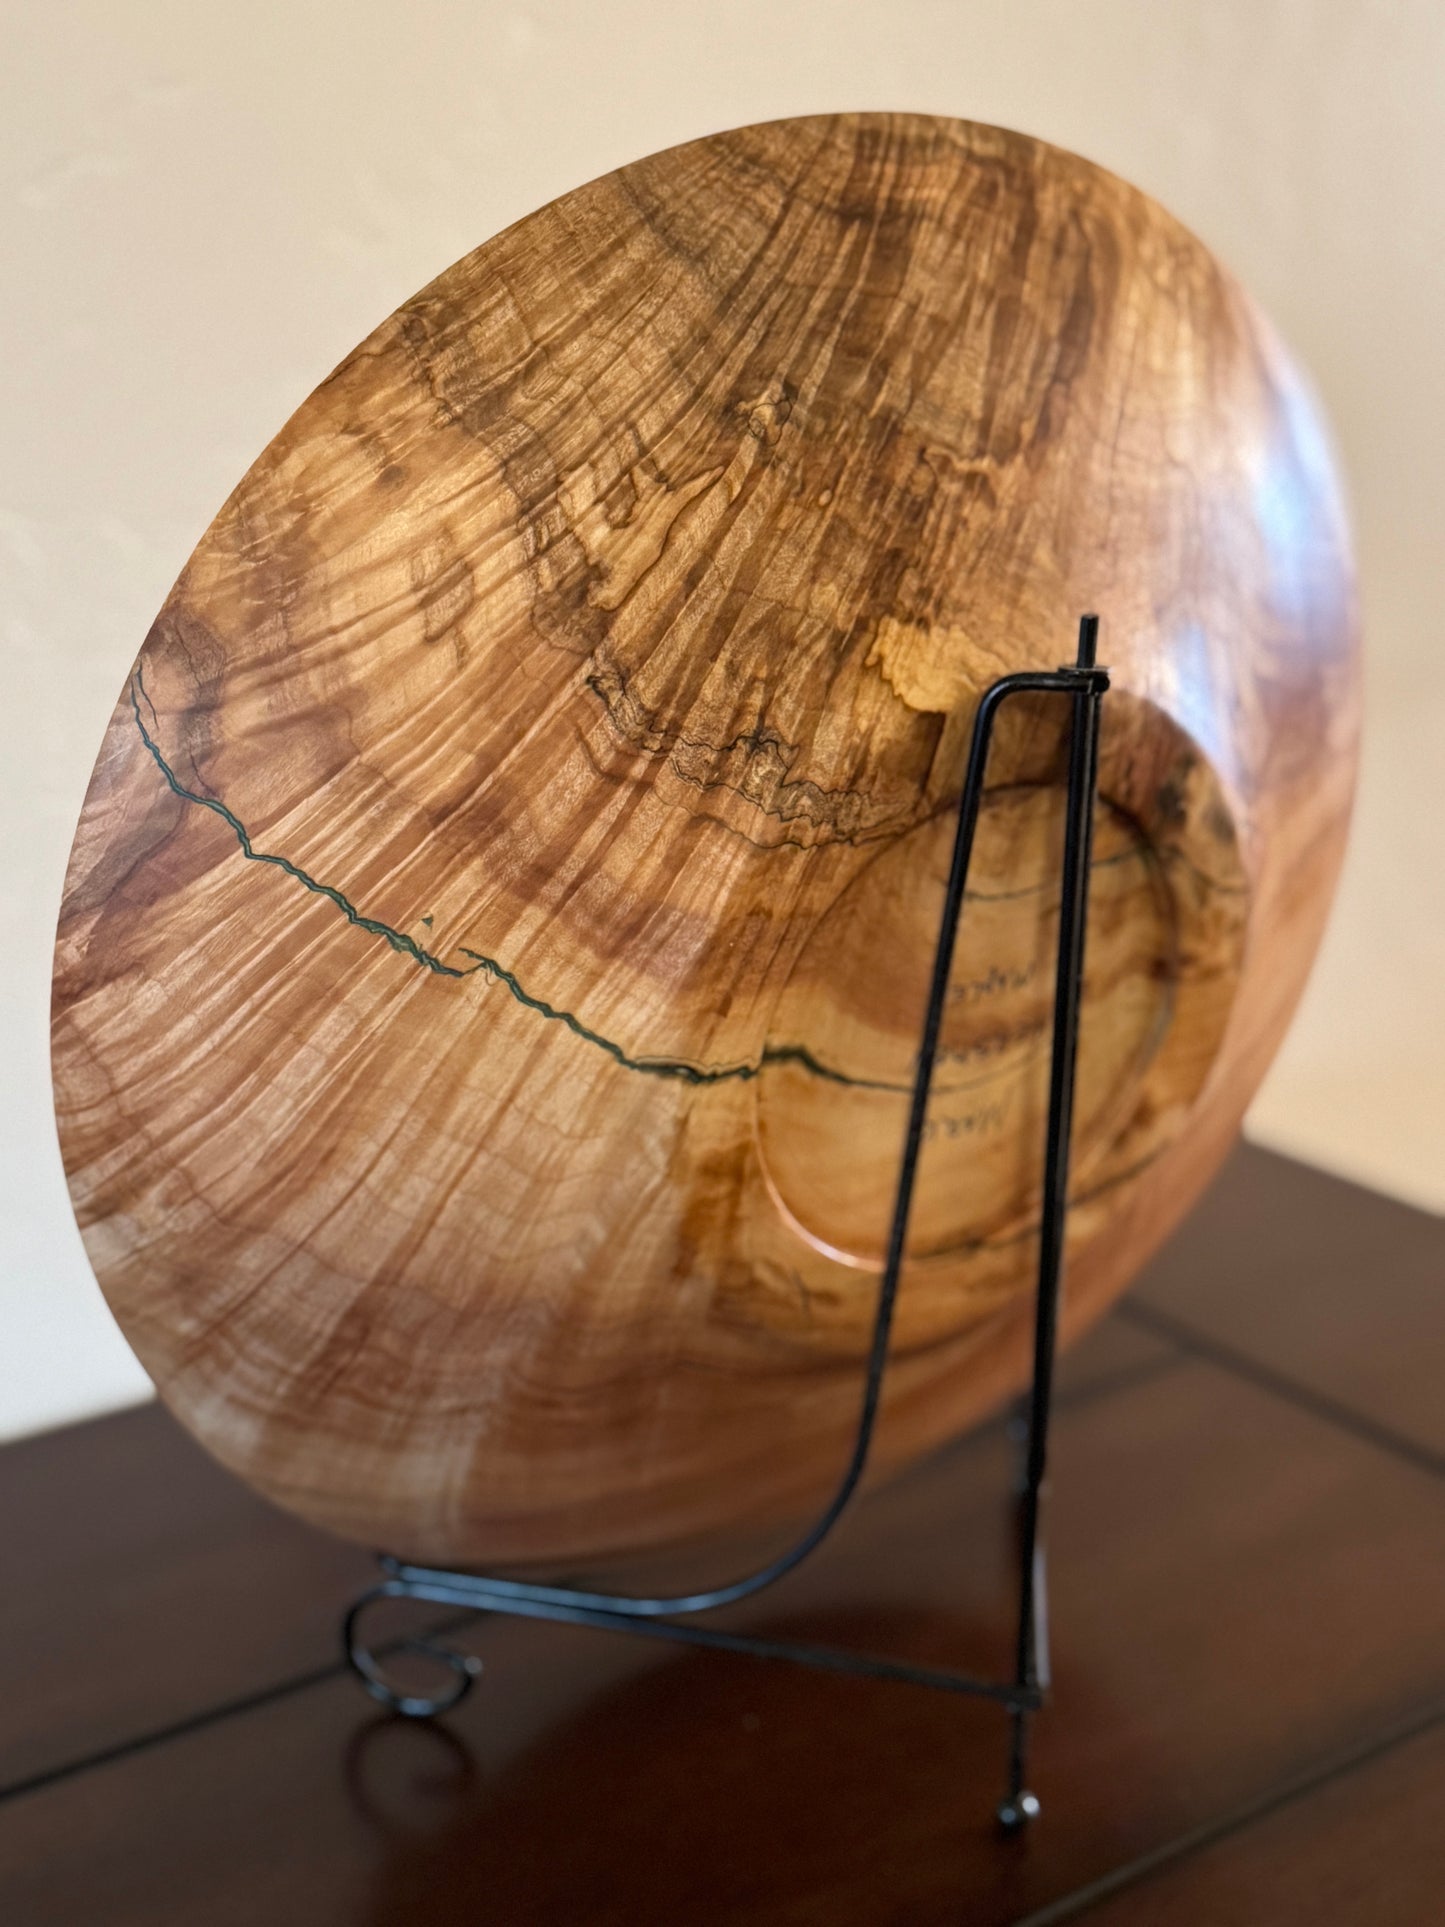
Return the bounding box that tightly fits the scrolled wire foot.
[343,1573,483,1718]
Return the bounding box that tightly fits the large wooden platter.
[52,113,1358,1572]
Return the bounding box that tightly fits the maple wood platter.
[52,113,1358,1573]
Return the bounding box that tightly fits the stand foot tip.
[996,1791,1041,1832]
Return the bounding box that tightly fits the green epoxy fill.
[128,669,895,1093]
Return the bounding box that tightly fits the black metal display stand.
[344,616,1109,1831]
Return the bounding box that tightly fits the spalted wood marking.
[52,113,1357,1570]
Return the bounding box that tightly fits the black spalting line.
[128,670,892,1093]
[131,674,471,975]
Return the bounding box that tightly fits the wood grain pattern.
[51,113,1359,1568]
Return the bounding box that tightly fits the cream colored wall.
[3,1,1440,1441]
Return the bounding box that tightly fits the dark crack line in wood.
[128,668,903,1093]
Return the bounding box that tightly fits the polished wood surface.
[52,113,1359,1567]
[1,1149,1441,1925]
[0,1404,372,1795]
[1072,1722,1445,1926]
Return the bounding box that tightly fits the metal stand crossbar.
[344,614,1109,1830]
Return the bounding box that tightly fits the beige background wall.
[3,0,1441,1441]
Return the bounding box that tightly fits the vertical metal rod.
[998,614,1104,1831]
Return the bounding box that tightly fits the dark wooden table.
[1,1145,1441,1924]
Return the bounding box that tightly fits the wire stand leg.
[342,616,1110,1837]
[998,614,1103,1831]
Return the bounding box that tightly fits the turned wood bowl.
[52,113,1358,1574]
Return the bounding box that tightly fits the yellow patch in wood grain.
[867,615,974,714]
